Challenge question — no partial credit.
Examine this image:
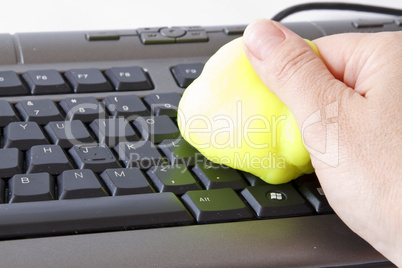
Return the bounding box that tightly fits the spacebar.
[0,193,194,239]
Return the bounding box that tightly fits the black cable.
[271,2,402,22]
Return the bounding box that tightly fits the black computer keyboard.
[0,18,400,267]
[0,63,330,238]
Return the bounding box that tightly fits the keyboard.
[0,18,400,267]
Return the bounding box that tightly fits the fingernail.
[244,19,286,61]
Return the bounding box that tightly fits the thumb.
[243,19,352,129]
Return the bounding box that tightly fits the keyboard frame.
[0,18,400,267]
[0,215,394,267]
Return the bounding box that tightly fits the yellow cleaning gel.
[178,37,319,184]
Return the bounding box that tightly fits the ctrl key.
[181,188,254,223]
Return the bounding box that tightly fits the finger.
[314,32,402,97]
[243,19,357,128]
[312,33,367,89]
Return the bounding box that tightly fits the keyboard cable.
[271,2,402,22]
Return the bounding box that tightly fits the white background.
[0,0,401,34]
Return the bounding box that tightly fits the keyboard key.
[159,139,203,166]
[181,188,253,223]
[85,32,120,41]
[104,66,153,91]
[143,93,181,117]
[192,163,247,190]
[15,99,63,125]
[90,118,139,146]
[22,69,70,95]
[0,71,28,96]
[137,27,164,34]
[44,120,95,148]
[64,68,112,93]
[100,168,154,196]
[224,25,246,35]
[298,181,333,214]
[177,30,208,43]
[104,95,149,118]
[241,184,314,219]
[241,171,267,186]
[69,144,120,173]
[171,63,204,88]
[160,27,186,38]
[114,141,164,168]
[0,193,193,239]
[140,32,175,44]
[0,179,4,203]
[192,161,248,190]
[132,115,180,143]
[58,169,107,199]
[293,173,319,187]
[8,173,55,203]
[26,145,73,175]
[0,100,19,127]
[4,122,49,151]
[146,164,200,195]
[59,97,106,123]
[0,148,23,179]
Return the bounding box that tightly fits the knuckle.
[271,47,317,86]
[312,78,341,108]
[367,32,402,65]
[381,31,402,48]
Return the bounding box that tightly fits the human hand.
[243,19,401,266]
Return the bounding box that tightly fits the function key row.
[0,63,205,96]
[0,66,153,96]
[0,93,182,127]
